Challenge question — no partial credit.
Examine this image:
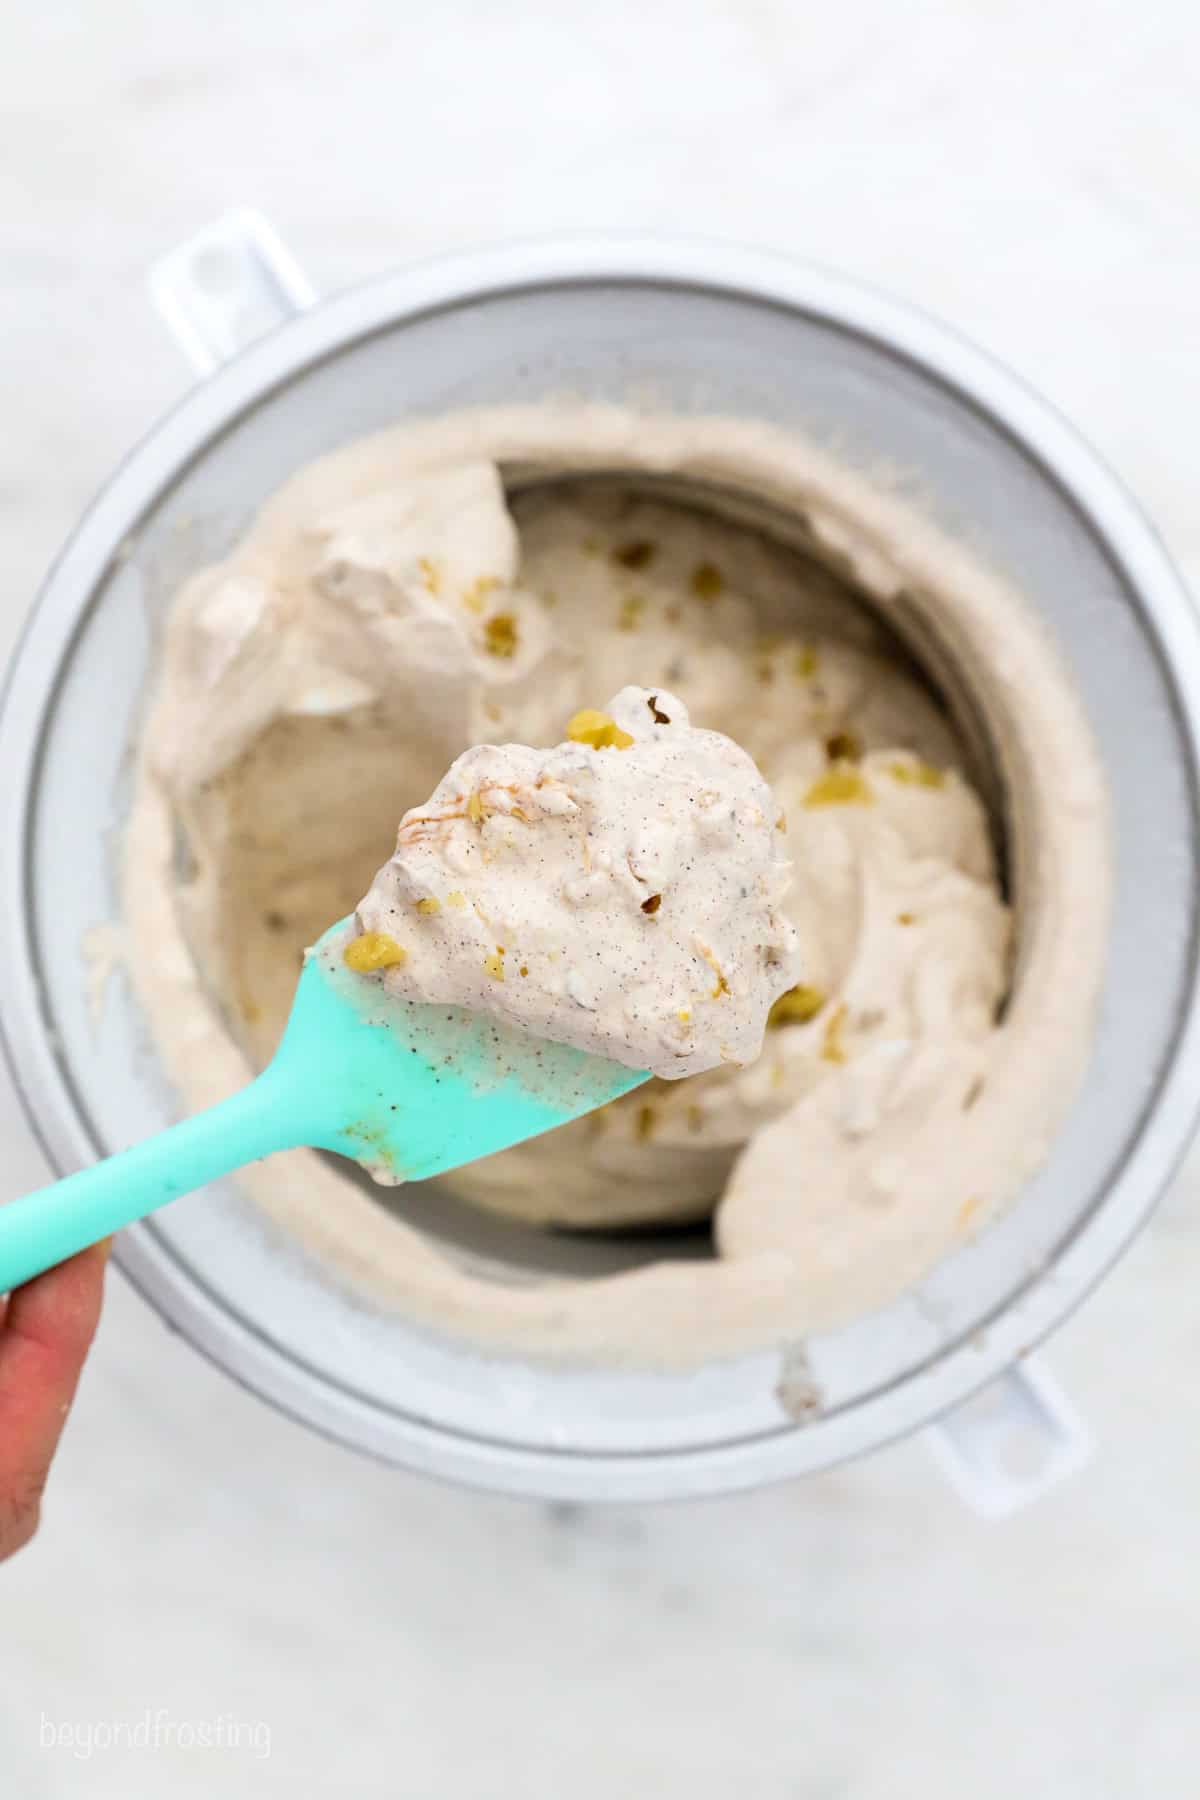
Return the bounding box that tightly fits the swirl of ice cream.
[132,445,1012,1245]
[347,686,800,1081]
[122,405,1108,1360]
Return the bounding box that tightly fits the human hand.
[0,1241,108,1561]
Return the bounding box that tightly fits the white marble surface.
[4,2,1200,1792]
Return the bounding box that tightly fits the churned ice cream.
[347,686,799,1081]
[122,403,1108,1362]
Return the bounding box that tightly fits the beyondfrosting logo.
[38,1710,272,1761]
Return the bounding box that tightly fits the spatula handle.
[0,1071,299,1293]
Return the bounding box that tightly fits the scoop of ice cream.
[348,686,800,1079]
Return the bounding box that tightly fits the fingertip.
[4,1240,110,1367]
[0,1243,110,1548]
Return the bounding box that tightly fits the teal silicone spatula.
[0,919,648,1293]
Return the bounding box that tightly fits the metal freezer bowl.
[1,236,1198,1501]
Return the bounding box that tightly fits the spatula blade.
[282,921,649,1185]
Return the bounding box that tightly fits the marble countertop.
[4,3,1200,1793]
